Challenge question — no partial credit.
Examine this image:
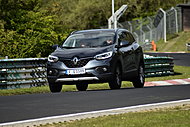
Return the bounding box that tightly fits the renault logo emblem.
[72,57,79,65]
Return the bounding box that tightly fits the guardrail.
[144,56,174,77]
[0,56,174,89]
[0,58,48,89]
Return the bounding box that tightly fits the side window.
[118,32,126,43]
[127,33,135,43]
[118,31,135,46]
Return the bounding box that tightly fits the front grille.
[63,58,93,68]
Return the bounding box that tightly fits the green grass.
[155,31,190,52]
[38,104,190,127]
[0,65,189,96]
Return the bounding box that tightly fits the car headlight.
[48,55,59,62]
[95,51,113,60]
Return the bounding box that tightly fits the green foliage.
[0,0,188,58]
[40,0,186,30]
[0,0,67,58]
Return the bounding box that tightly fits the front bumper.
[47,58,114,85]
[56,77,99,82]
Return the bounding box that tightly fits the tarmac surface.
[0,84,190,125]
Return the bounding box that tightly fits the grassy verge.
[0,65,189,96]
[38,104,190,127]
[155,31,190,52]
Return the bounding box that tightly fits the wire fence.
[116,7,182,50]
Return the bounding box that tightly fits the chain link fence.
[116,7,182,50]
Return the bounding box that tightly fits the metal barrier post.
[159,8,167,42]
[128,21,133,33]
[171,7,179,33]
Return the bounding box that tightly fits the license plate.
[66,69,86,75]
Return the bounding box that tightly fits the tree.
[0,0,66,58]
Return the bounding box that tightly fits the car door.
[127,32,141,70]
[118,31,136,74]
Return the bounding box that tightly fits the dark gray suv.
[47,29,145,92]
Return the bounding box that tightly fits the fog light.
[95,67,108,73]
[48,69,58,76]
[48,70,53,75]
[103,67,107,72]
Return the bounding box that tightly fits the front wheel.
[132,64,145,88]
[49,83,62,93]
[76,83,88,91]
[109,66,122,89]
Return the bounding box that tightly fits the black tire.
[109,65,122,89]
[132,63,145,88]
[49,83,62,93]
[76,83,88,91]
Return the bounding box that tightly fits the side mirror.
[52,44,59,50]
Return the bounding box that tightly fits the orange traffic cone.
[151,40,157,51]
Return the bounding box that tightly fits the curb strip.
[145,78,190,86]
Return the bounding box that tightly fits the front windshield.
[62,31,115,48]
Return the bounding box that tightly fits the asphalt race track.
[0,53,190,124]
[0,85,190,123]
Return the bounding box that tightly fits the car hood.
[51,46,114,59]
